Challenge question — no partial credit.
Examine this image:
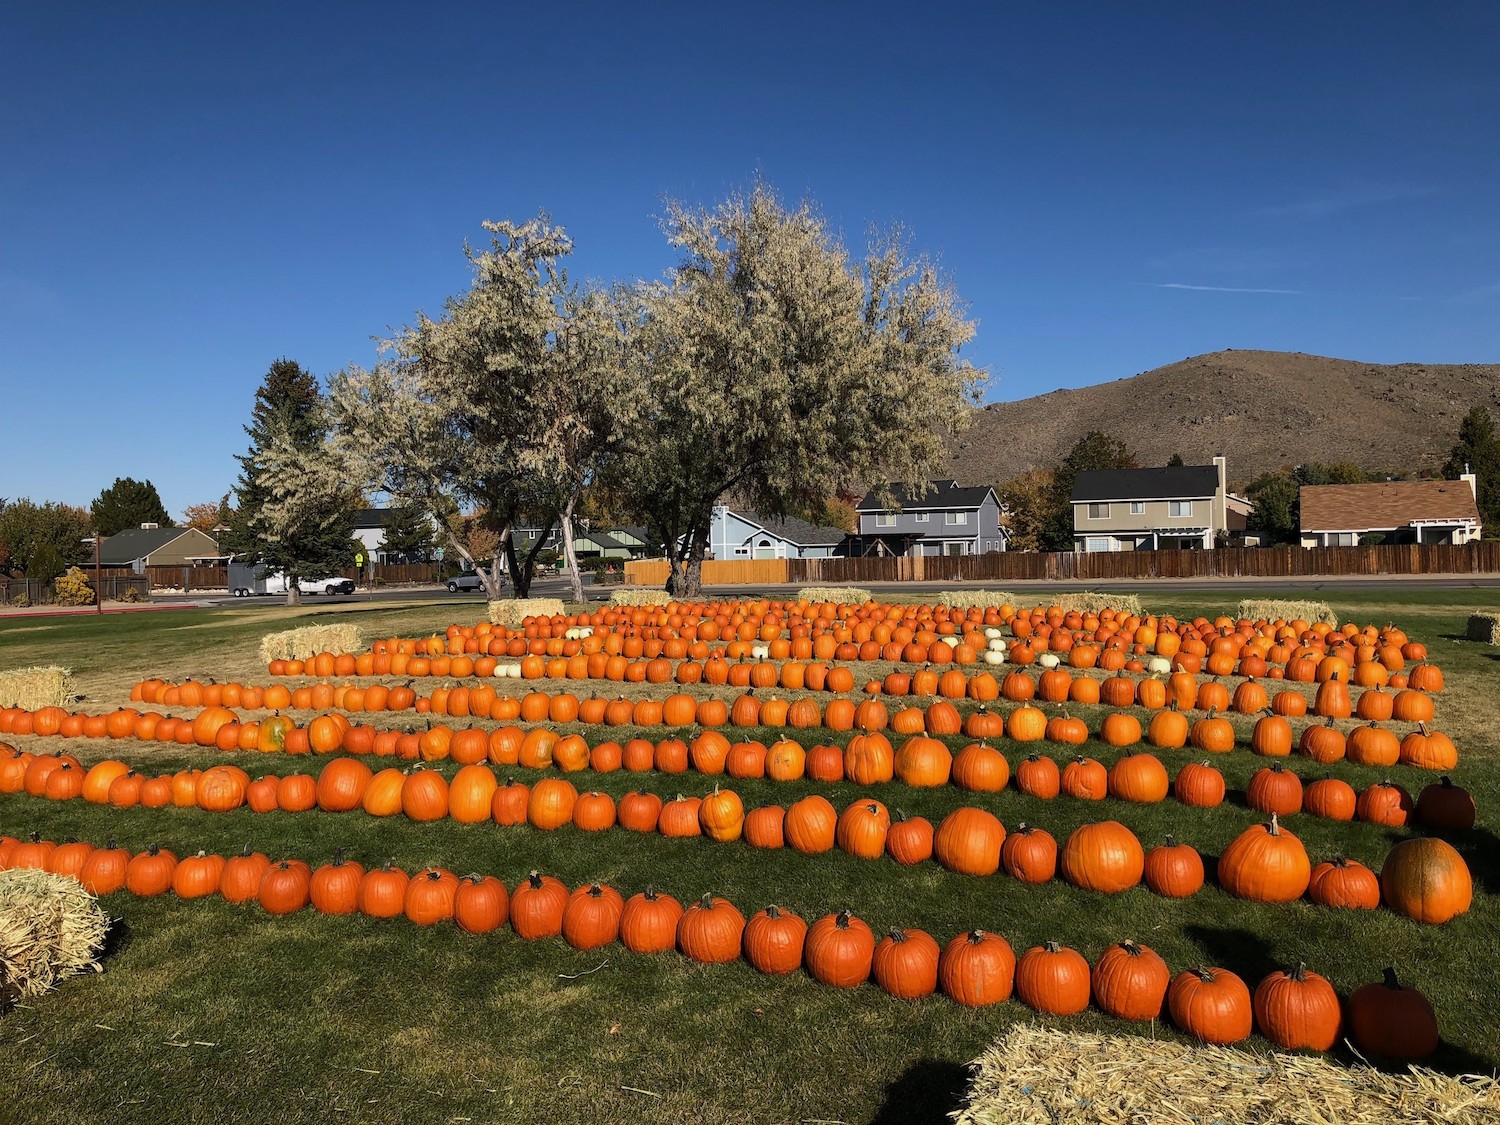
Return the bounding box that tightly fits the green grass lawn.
[1,589,1497,1124]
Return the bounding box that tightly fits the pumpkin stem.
[1268,812,1281,836]
[1043,940,1062,953]
[836,910,853,928]
[1381,966,1402,990]
[527,870,543,888]
[888,927,907,941]
[1164,834,1178,848]
[1120,940,1142,956]
[765,904,781,918]
[1291,962,1308,982]
[967,929,987,943]
[699,892,714,909]
[1195,967,1216,982]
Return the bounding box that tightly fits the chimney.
[1460,463,1477,499]
[1212,455,1227,494]
[140,522,159,530]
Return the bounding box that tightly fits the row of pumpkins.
[2,749,1474,925]
[0,830,1443,1061]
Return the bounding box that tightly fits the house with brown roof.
[1299,475,1482,547]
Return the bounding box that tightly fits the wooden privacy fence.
[624,543,1500,588]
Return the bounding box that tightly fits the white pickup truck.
[229,563,355,597]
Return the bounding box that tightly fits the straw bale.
[488,598,567,626]
[608,590,671,608]
[258,624,363,665]
[954,1024,1500,1125]
[1238,598,1338,627]
[1466,612,1500,645]
[938,591,1015,611]
[796,586,872,606]
[0,869,108,1005]
[1012,593,1144,617]
[0,666,76,710]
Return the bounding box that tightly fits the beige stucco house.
[1072,458,1232,551]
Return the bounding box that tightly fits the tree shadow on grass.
[98,915,133,964]
[867,1057,971,1125]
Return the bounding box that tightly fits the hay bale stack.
[954,1025,1500,1125]
[938,591,1015,611]
[1466,612,1500,645]
[1015,593,1144,618]
[488,598,567,626]
[258,624,363,665]
[608,590,669,608]
[796,586,872,606]
[0,666,76,710]
[0,869,108,1007]
[1238,598,1339,627]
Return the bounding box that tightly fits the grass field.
[1,589,1496,1124]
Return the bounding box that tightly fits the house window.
[1085,537,1113,552]
[944,511,968,526]
[1169,500,1192,517]
[914,512,929,523]
[946,542,964,556]
[1129,501,1144,515]
[874,513,896,528]
[1332,532,1357,547]
[1087,503,1110,519]
[734,547,748,555]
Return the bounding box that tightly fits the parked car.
[447,572,488,593]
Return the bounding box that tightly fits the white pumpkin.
[982,649,1007,665]
[986,638,1006,652]
[940,635,960,648]
[751,644,770,660]
[1037,652,1061,669]
[983,627,1003,640]
[1147,657,1172,675]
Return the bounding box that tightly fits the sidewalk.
[0,601,212,620]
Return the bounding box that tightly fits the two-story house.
[708,506,850,560]
[1072,458,1230,551]
[851,480,1007,557]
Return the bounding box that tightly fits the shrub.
[52,567,95,607]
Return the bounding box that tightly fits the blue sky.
[3,2,1497,516]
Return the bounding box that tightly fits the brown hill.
[948,350,1500,489]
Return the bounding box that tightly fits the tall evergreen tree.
[1244,471,1300,544]
[379,505,435,562]
[90,477,172,536]
[227,359,358,604]
[1442,405,1500,531]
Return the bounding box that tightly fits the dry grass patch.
[0,869,108,1006]
[955,1025,1500,1125]
[0,665,76,709]
[1238,597,1338,626]
[1010,592,1145,617]
[796,586,872,606]
[258,624,363,664]
[1466,612,1500,645]
[489,598,567,625]
[608,589,670,608]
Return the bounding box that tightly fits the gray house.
[852,480,1007,556]
[709,506,850,559]
[1071,458,1230,551]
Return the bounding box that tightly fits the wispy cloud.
[1257,185,1438,219]
[1156,283,1302,295]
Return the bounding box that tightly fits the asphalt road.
[151,571,1500,611]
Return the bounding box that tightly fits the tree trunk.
[441,523,505,602]
[285,575,301,606]
[671,525,708,600]
[505,520,557,598]
[559,496,586,606]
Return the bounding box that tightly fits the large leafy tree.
[0,499,93,578]
[180,496,232,533]
[615,183,983,596]
[1040,432,1138,551]
[332,217,641,600]
[90,477,171,537]
[1441,404,1500,531]
[227,359,358,604]
[994,468,1055,552]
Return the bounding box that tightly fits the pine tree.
[1040,432,1138,551]
[379,506,435,562]
[1442,405,1500,531]
[227,359,358,604]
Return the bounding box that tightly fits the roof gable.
[1299,480,1481,531]
[98,527,205,565]
[1072,466,1219,502]
[732,509,849,546]
[857,480,997,512]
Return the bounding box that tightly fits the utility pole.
[93,529,103,615]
